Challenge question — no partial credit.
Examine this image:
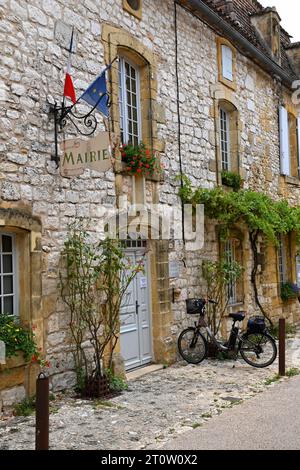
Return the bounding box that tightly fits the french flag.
[63,28,76,104]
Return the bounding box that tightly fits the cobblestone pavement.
[1,330,300,450]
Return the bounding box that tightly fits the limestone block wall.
[0,0,299,404]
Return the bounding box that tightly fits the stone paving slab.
[0,331,299,450]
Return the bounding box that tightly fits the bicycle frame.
[194,305,243,353]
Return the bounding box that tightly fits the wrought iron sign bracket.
[49,93,109,168]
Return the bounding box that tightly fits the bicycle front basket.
[186,298,204,315]
[247,316,266,333]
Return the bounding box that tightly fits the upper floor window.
[221,45,233,82]
[279,105,300,178]
[123,0,142,20]
[220,108,230,171]
[119,57,142,146]
[0,233,17,316]
[217,38,236,89]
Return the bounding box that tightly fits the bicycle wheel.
[239,332,277,368]
[178,327,207,364]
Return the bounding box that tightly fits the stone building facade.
[1,0,300,407]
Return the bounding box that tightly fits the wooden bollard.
[35,373,49,450]
[278,318,286,377]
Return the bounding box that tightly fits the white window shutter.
[279,106,290,176]
[297,116,300,176]
[222,45,233,81]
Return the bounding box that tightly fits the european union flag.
[80,67,110,118]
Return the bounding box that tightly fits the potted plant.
[280,282,300,302]
[120,142,162,177]
[221,170,242,191]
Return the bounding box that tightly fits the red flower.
[31,354,38,363]
[127,167,131,171]
[137,168,142,173]
[121,152,127,158]
[146,149,150,156]
[146,164,150,168]
[139,162,143,167]
[131,161,135,165]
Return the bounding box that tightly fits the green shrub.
[105,369,128,392]
[13,396,35,416]
[0,314,38,362]
[286,368,300,377]
[270,322,297,339]
[221,171,242,191]
[280,282,299,302]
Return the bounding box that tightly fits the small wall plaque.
[169,260,180,278]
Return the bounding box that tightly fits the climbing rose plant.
[60,221,144,397]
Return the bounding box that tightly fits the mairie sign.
[60,132,112,177]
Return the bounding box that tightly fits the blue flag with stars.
[80,66,110,118]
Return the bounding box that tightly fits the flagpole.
[62,27,75,118]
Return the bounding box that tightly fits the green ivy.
[0,314,38,362]
[178,176,300,325]
[221,170,242,191]
[178,180,300,244]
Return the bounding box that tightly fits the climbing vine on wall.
[178,176,300,325]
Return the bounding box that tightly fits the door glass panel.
[3,296,13,315]
[2,235,12,253]
[3,255,13,273]
[3,276,13,294]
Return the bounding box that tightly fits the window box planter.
[115,160,163,182]
[0,351,29,371]
[221,170,242,192]
[280,282,300,302]
[117,143,163,181]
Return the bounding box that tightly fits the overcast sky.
[259,0,300,41]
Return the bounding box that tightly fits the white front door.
[120,251,152,370]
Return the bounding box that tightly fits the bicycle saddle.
[229,311,246,321]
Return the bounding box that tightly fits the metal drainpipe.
[183,0,295,87]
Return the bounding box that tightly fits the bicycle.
[178,298,277,368]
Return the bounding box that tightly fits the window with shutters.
[217,38,236,90]
[288,113,300,178]
[279,106,300,179]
